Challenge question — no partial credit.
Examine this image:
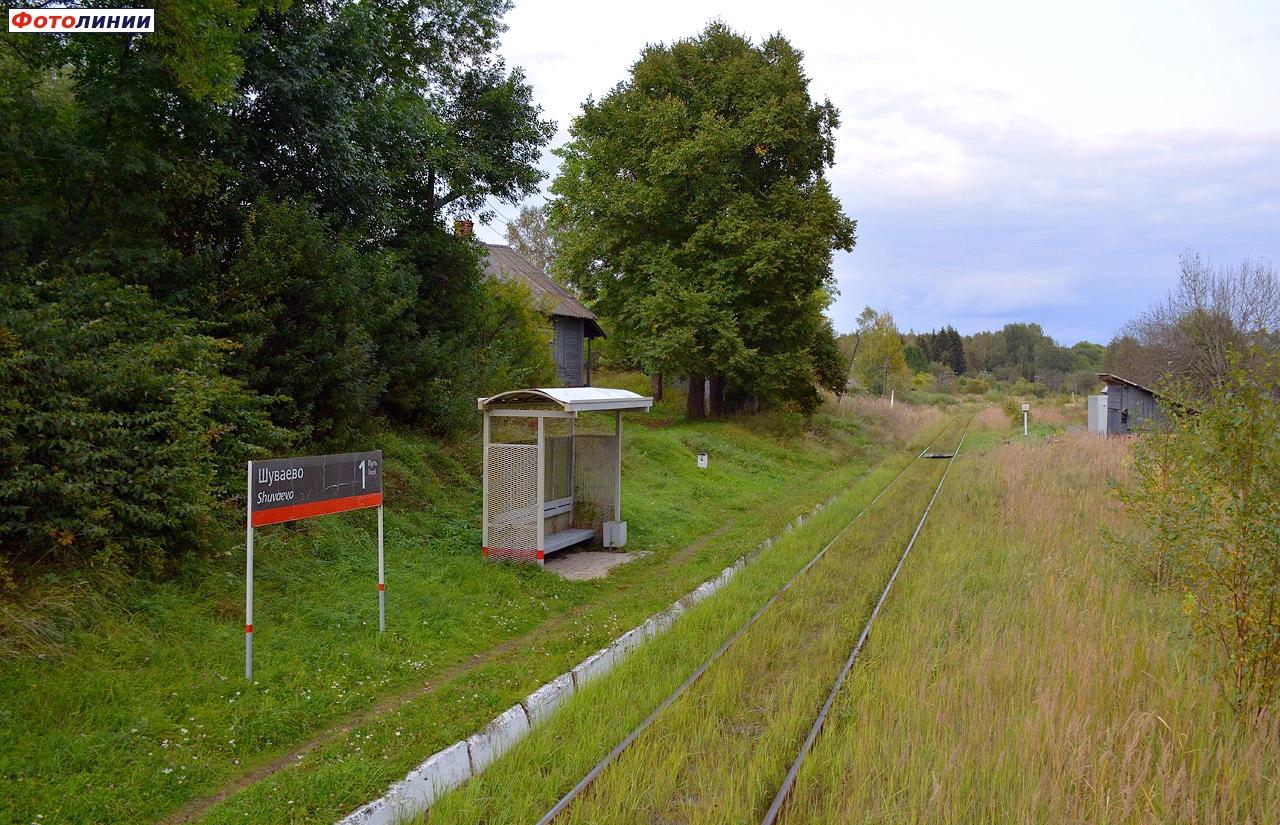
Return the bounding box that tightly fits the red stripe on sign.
[245,624,253,633]
[251,493,382,527]
[378,582,385,591]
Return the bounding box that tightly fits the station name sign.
[250,450,382,527]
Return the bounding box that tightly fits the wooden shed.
[483,245,605,387]
[478,387,652,567]
[1089,373,1165,435]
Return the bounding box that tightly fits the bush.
[1120,349,1280,712]
[0,272,286,576]
[962,378,989,394]
[1001,398,1022,426]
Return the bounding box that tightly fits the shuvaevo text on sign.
[249,450,382,526]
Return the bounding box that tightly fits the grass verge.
[0,382,942,824]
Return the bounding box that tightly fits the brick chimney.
[453,219,474,238]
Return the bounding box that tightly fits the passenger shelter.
[478,387,652,567]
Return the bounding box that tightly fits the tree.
[0,271,285,576]
[853,307,909,395]
[999,322,1043,381]
[811,318,850,397]
[963,330,997,374]
[1071,340,1105,369]
[215,198,396,439]
[904,344,928,374]
[1119,252,1280,395]
[504,204,559,275]
[551,23,855,418]
[941,325,966,374]
[3,0,556,437]
[0,0,560,572]
[221,0,554,242]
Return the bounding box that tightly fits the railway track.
[531,418,971,825]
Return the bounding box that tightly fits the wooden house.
[1089,373,1165,435]
[483,244,604,387]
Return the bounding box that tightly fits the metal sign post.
[1021,402,1031,436]
[244,450,384,680]
[245,461,254,680]
[377,505,385,633]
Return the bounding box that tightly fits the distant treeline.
[1,1,557,575]
[902,252,1280,400]
[837,312,1106,396]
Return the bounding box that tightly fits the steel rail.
[759,426,969,825]
[535,420,965,825]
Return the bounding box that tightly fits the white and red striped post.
[245,460,254,681]
[377,505,385,632]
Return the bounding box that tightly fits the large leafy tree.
[223,0,553,242]
[504,204,559,275]
[551,23,855,417]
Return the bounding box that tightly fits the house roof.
[1097,373,1162,398]
[1098,372,1199,414]
[483,244,604,338]
[477,387,653,413]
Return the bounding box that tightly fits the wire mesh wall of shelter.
[485,415,540,561]
[572,411,618,534]
[544,416,574,536]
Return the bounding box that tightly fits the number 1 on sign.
[358,459,366,489]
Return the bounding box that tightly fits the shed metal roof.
[483,244,605,338]
[478,387,653,412]
[1097,373,1162,398]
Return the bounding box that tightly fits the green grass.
[0,377,941,824]
[422,423,1280,825]
[420,417,968,824]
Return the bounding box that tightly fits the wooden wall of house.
[1104,383,1161,434]
[552,316,585,386]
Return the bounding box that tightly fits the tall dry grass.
[837,396,946,446]
[973,405,1008,430]
[788,432,1280,824]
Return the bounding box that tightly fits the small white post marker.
[1021,402,1031,436]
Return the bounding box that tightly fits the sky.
[475,0,1280,345]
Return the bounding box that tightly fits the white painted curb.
[339,740,471,825]
[522,672,574,726]
[465,703,530,775]
[570,646,618,689]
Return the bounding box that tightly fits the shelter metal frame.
[478,388,652,568]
